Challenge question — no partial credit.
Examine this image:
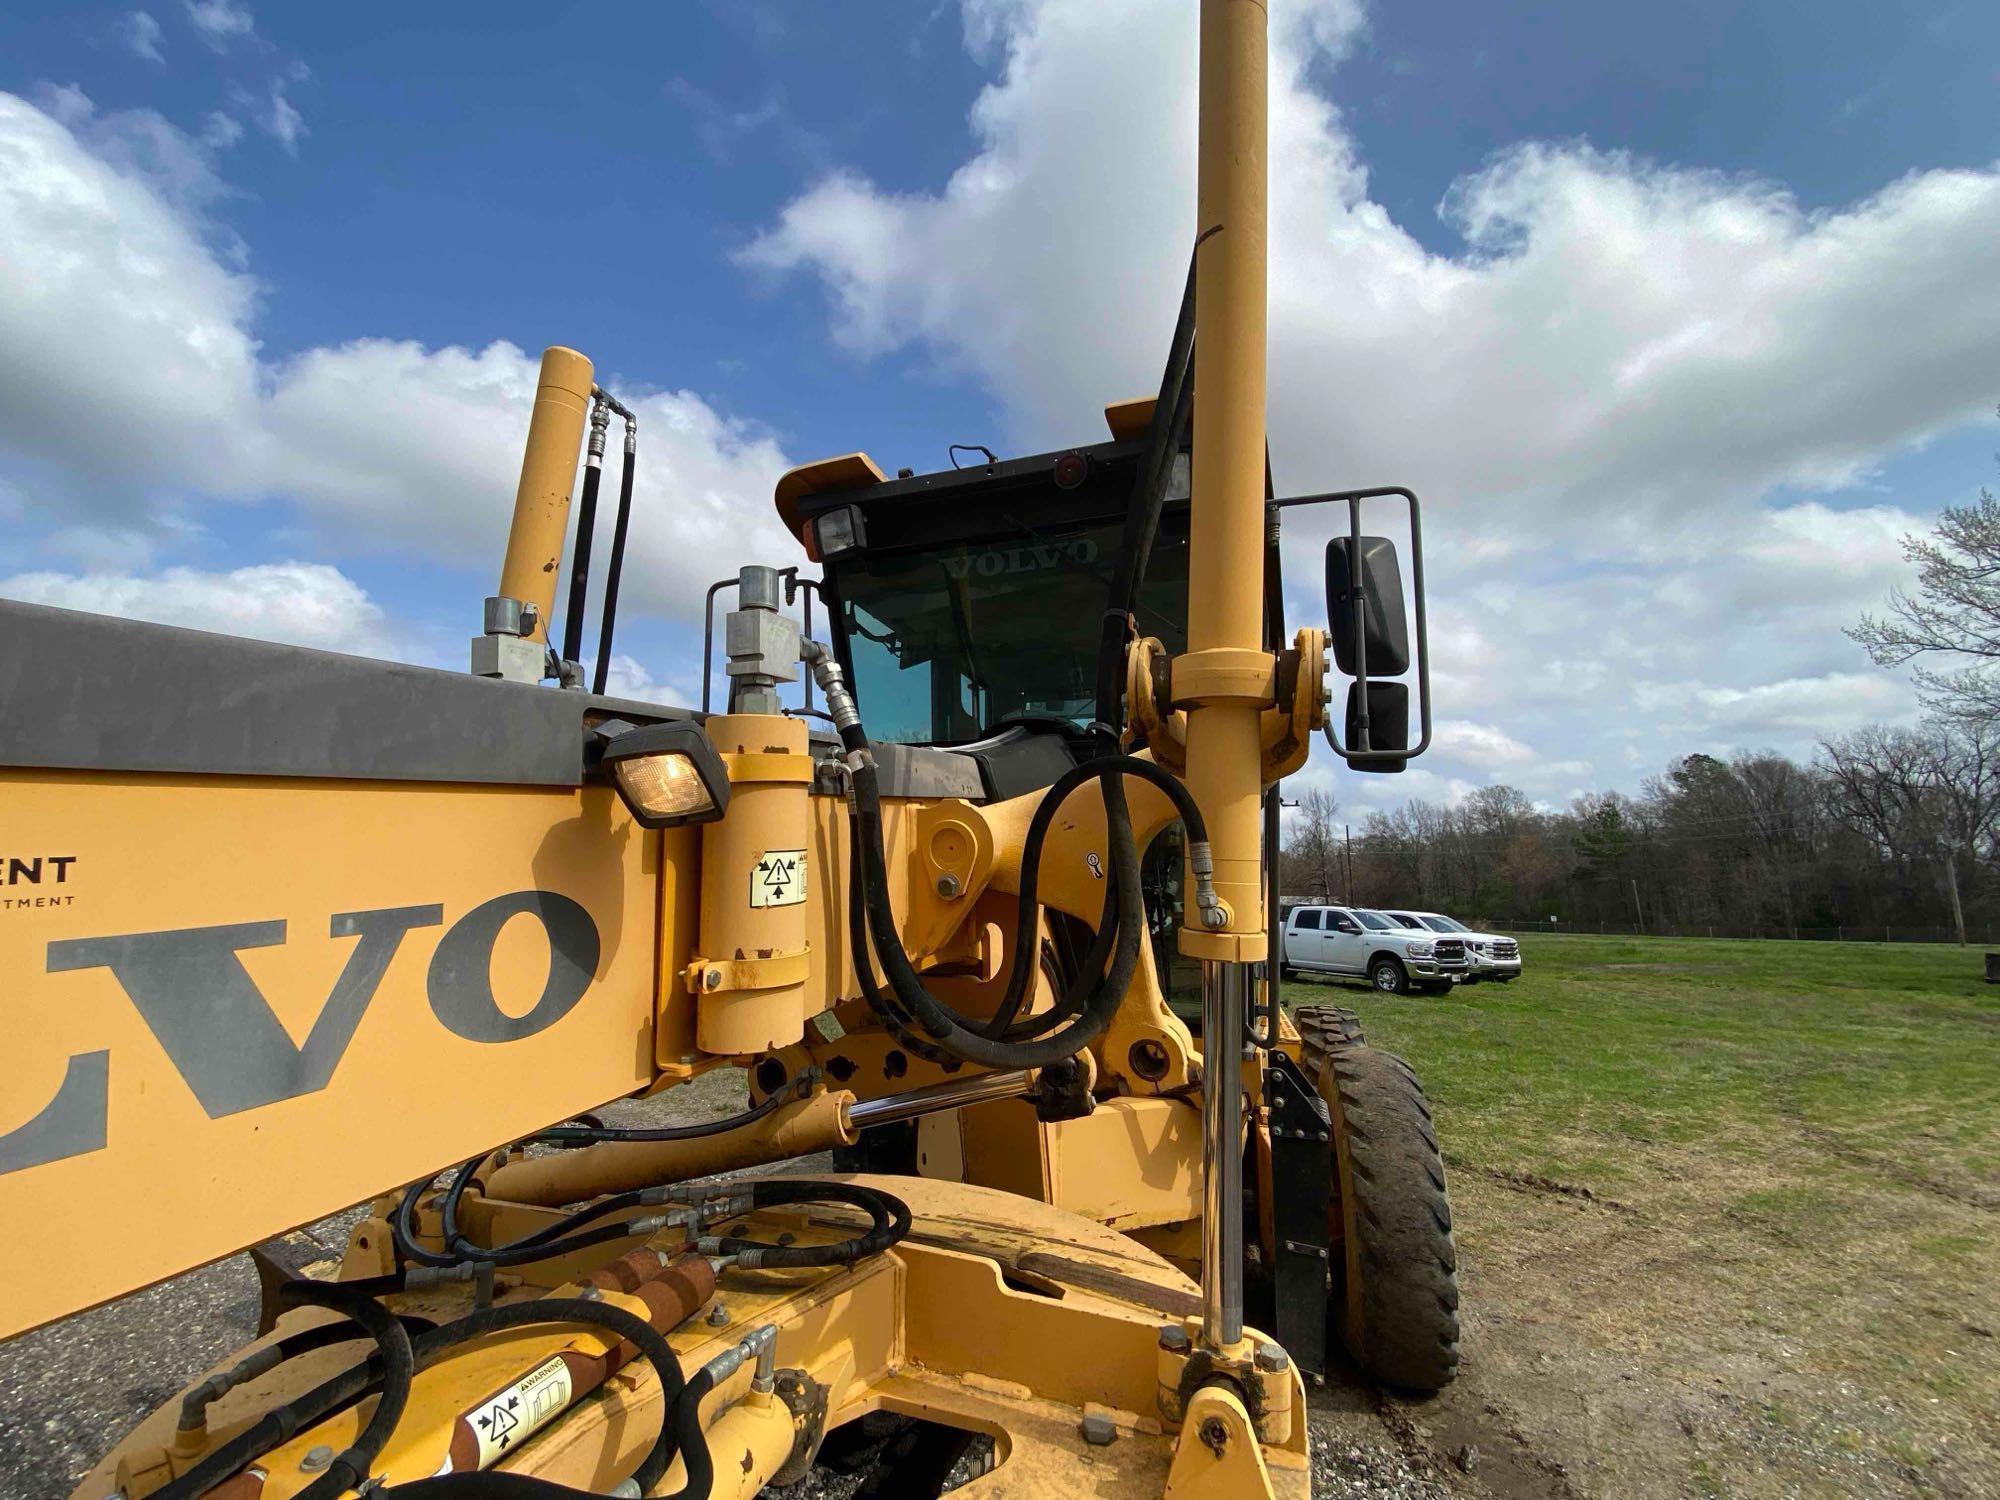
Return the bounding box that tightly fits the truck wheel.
[1369,955,1410,995]
[1299,1033,1461,1392]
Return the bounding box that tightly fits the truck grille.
[1434,939,1466,963]
[1491,940,1519,959]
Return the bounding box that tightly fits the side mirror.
[1326,535,1410,677]
[1345,682,1408,773]
[1270,484,1432,770]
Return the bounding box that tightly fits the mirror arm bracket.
[1268,485,1432,767]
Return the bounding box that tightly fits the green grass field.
[1278,934,2000,1496]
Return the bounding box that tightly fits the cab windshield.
[831,511,1190,745]
[1355,910,1394,931]
[1423,915,1472,933]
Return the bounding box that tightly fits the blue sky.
[1,0,1996,814]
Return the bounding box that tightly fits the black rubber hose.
[842,837,961,1067]
[373,1297,687,1498]
[153,1281,416,1500]
[532,1069,814,1145]
[709,1180,911,1268]
[848,735,1213,1068]
[843,811,1103,1054]
[165,1296,689,1500]
[393,1073,819,1270]
[854,756,1144,1069]
[591,439,639,696]
[290,1286,415,1500]
[560,456,604,667]
[1093,240,1202,730]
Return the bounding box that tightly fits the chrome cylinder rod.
[846,1068,1035,1130]
[1200,960,1251,1349]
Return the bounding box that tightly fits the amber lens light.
[612,751,714,821]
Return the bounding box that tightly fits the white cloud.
[594,653,698,706]
[0,562,407,658]
[0,91,794,633]
[1434,719,1536,768]
[118,12,165,64]
[748,0,1988,787]
[0,93,260,497]
[261,77,303,152]
[183,0,254,50]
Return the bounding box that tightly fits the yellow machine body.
[0,5,1410,1495]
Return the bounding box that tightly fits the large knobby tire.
[1295,1003,1366,1053]
[1300,1029,1461,1392]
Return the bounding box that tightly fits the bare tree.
[1850,421,2000,721]
[1281,787,1343,903]
[1820,720,2000,945]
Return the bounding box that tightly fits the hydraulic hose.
[561,396,612,670]
[289,1287,415,1500]
[392,1073,818,1271]
[159,1296,688,1500]
[591,427,639,697]
[154,1281,418,1500]
[699,1179,911,1269]
[372,1297,688,1499]
[824,665,1214,1069]
[852,748,1145,1069]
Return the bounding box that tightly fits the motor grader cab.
[1,4,1457,1496]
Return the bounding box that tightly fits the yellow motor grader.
[0,4,1458,1495]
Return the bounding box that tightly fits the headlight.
[1471,941,1488,953]
[1406,941,1434,958]
[595,719,731,829]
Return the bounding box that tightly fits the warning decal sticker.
[470,1354,573,1468]
[750,849,807,908]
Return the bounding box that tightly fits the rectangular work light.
[594,719,730,829]
[803,503,867,563]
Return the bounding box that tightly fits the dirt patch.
[1331,1140,2000,1500]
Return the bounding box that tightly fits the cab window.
[1294,908,1322,930]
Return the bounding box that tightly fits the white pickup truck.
[1380,910,1523,984]
[1280,904,1470,995]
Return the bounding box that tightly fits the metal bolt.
[935,873,963,899]
[706,1302,729,1326]
[703,968,722,991]
[299,1445,335,1473]
[1158,1323,1190,1353]
[1080,1412,1117,1447]
[1254,1343,1290,1374]
[1201,906,1228,929]
[1198,1416,1229,1455]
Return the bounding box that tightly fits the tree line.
[1279,430,2000,943]
[1279,721,2000,942]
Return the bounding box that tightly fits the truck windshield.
[1355,910,1394,931]
[831,511,1190,744]
[1424,915,1471,933]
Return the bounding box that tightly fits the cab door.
[1285,906,1328,968]
[1322,907,1368,973]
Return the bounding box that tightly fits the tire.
[1369,955,1410,995]
[1295,1003,1365,1052]
[1298,1032,1461,1392]
[1420,982,1454,997]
